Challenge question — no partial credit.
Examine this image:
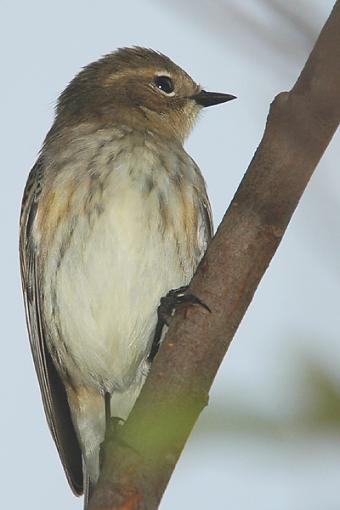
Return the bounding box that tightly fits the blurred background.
[2,0,340,508]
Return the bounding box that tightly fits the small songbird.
[20,47,235,506]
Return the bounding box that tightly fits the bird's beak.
[191,90,236,107]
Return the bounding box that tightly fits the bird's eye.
[154,76,175,95]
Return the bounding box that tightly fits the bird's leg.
[103,392,125,441]
[100,393,126,468]
[148,285,211,361]
[104,392,111,431]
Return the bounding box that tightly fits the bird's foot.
[99,416,126,468]
[105,416,125,441]
[148,285,211,361]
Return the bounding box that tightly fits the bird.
[19,47,235,506]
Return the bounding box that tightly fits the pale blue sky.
[2,1,340,509]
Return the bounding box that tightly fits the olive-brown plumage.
[20,47,235,507]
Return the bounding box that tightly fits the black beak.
[192,89,236,107]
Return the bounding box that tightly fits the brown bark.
[89,2,340,509]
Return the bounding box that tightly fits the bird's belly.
[46,183,197,393]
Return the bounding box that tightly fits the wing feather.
[20,161,83,495]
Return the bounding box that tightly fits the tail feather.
[83,461,96,510]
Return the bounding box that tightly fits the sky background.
[2,1,340,508]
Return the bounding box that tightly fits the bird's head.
[56,47,235,144]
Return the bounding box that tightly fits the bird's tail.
[83,462,95,510]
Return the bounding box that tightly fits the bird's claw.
[148,285,210,361]
[100,416,126,468]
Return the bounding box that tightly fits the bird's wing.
[188,156,214,248]
[19,161,83,496]
[201,198,213,242]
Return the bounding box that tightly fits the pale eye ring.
[154,75,175,95]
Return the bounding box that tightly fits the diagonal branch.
[89,2,340,509]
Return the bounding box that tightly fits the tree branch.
[89,2,340,509]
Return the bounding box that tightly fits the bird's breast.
[37,130,209,392]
